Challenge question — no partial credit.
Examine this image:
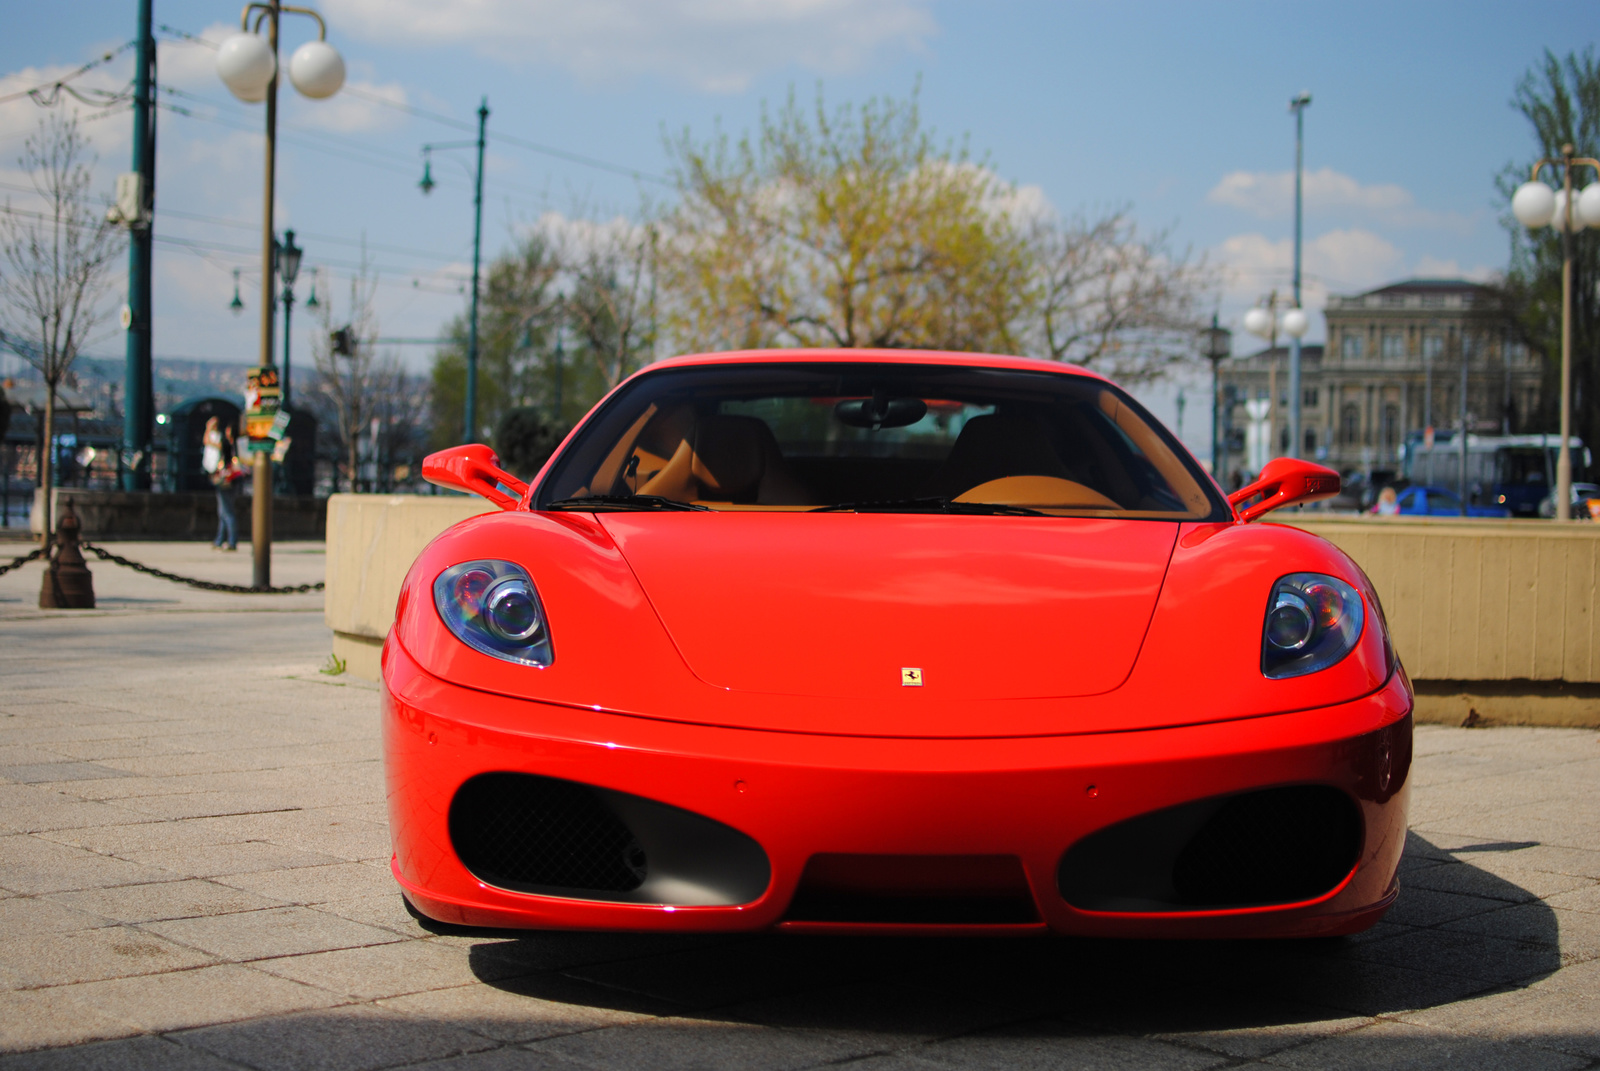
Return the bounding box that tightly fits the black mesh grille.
[1171,785,1360,906]
[449,773,647,894]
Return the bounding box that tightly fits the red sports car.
[385,349,1411,938]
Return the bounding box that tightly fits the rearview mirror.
[1228,457,1340,522]
[421,444,528,510]
[835,395,928,429]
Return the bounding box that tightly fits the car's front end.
[383,350,1411,938]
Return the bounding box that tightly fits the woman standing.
[203,417,241,551]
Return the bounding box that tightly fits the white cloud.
[287,80,410,134]
[322,0,936,92]
[1213,227,1409,343]
[1413,255,1495,282]
[1207,167,1471,232]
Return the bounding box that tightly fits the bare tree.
[1029,211,1214,384]
[0,114,123,543]
[559,219,658,391]
[306,255,423,491]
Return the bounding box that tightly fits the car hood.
[598,513,1178,702]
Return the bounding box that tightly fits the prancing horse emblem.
[901,667,923,687]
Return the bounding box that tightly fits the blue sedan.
[1395,485,1511,518]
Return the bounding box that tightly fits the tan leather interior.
[953,475,1121,509]
[637,414,811,504]
[938,414,1076,498]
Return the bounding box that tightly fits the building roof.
[1363,278,1489,297]
[1235,344,1325,363]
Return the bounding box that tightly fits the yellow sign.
[901,667,923,687]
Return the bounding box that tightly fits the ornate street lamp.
[217,2,344,588]
[419,99,490,445]
[1201,315,1233,481]
[276,229,302,410]
[1511,143,1600,521]
[1243,291,1310,461]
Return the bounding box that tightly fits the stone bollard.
[40,502,95,609]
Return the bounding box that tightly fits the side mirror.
[421,444,528,511]
[1228,457,1340,522]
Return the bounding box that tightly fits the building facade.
[1220,278,1544,479]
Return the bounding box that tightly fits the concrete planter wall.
[31,488,328,542]
[321,494,1600,726]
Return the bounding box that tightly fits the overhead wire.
[155,22,672,188]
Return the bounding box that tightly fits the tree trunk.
[40,382,55,549]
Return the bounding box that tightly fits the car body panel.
[598,512,1178,701]
[386,347,1411,938]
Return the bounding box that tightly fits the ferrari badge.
[901,667,923,687]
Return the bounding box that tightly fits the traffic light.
[330,326,354,356]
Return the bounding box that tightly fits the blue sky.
[0,0,1591,452]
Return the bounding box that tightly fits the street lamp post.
[1511,144,1600,521]
[1243,291,1310,464]
[419,98,489,445]
[1202,315,1233,482]
[1288,92,1312,460]
[277,229,302,410]
[217,2,344,588]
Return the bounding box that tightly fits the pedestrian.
[1371,486,1400,516]
[204,417,241,551]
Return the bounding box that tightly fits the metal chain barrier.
[0,547,43,577]
[79,542,325,594]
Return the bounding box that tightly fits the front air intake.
[450,773,647,894]
[448,772,771,906]
[1058,785,1362,912]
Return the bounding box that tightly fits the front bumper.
[383,637,1411,938]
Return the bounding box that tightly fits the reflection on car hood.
[599,513,1178,701]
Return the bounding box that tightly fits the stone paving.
[1,541,1599,1069]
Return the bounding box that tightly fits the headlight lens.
[433,560,552,667]
[1261,573,1363,679]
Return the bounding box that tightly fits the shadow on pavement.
[459,831,1564,1035]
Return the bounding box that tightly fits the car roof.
[635,348,1109,382]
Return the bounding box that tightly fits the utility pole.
[466,98,488,444]
[1288,92,1311,461]
[121,0,155,491]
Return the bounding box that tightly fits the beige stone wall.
[323,496,1600,713]
[323,493,494,677]
[1287,517,1599,684]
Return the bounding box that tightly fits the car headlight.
[1261,573,1364,679]
[432,560,553,667]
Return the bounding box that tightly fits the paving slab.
[2,547,1599,1068]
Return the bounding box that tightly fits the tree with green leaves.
[1498,48,1599,447]
[430,234,563,448]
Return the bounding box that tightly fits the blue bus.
[1399,433,1589,516]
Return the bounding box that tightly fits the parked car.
[1537,482,1600,520]
[390,349,1410,940]
[1394,485,1510,518]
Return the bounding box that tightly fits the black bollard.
[40,501,95,609]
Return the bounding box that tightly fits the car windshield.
[536,362,1228,520]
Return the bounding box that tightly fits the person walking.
[204,417,241,551]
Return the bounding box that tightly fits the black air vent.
[1059,785,1362,912]
[449,773,647,894]
[1172,786,1361,906]
[447,771,772,906]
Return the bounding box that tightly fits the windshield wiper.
[812,497,1047,517]
[544,494,712,513]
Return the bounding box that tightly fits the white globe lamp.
[1579,184,1600,229]
[216,32,276,103]
[1242,307,1274,339]
[1552,188,1587,233]
[1280,307,1310,339]
[289,40,345,99]
[1511,181,1556,229]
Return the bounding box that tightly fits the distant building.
[1222,278,1543,478]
